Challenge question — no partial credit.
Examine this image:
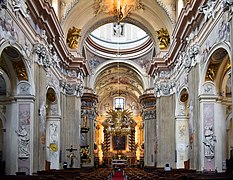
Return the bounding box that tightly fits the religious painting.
[113,135,126,150]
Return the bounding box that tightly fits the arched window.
[114,97,124,110]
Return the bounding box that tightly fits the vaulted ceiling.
[57,0,178,112]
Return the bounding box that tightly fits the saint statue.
[156,28,170,49]
[15,125,30,158]
[66,27,81,49]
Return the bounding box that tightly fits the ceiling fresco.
[60,0,176,25]
[95,65,143,104]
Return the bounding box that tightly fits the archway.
[93,62,144,167]
[199,47,231,171]
[0,45,34,175]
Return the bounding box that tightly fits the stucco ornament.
[12,0,29,17]
[0,12,18,44]
[199,0,217,21]
[222,0,233,14]
[60,80,84,97]
[33,43,61,69]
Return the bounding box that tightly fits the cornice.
[27,0,89,76]
[81,92,98,103]
[149,0,203,75]
[85,36,153,56]
[156,0,175,24]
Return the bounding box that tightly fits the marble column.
[140,94,156,167]
[80,93,98,167]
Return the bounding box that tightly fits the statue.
[66,27,81,49]
[41,29,47,42]
[15,125,30,158]
[156,28,170,49]
[113,23,123,37]
[203,126,216,160]
[206,65,217,81]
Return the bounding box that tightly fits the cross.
[66,145,77,168]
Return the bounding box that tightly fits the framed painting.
[113,135,126,150]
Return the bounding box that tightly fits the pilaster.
[62,95,81,168]
[199,95,218,171]
[139,94,156,167]
[80,93,98,167]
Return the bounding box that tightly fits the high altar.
[94,107,144,167]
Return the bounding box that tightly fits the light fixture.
[94,0,144,22]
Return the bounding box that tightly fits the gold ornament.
[49,143,58,152]
[66,27,81,49]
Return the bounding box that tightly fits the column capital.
[139,93,156,110]
[81,93,98,107]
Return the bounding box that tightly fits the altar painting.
[113,136,126,150]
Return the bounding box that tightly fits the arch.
[89,60,148,91]
[198,42,232,170]
[199,42,231,96]
[0,68,11,97]
[62,0,174,54]
[79,17,158,54]
[0,41,36,96]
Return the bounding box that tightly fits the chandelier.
[94,0,144,22]
[103,107,136,136]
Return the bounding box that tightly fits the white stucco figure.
[15,125,30,158]
[203,126,216,159]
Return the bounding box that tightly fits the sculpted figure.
[203,126,216,158]
[156,28,170,49]
[67,27,81,49]
[15,125,30,158]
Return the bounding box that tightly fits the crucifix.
[66,145,77,168]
